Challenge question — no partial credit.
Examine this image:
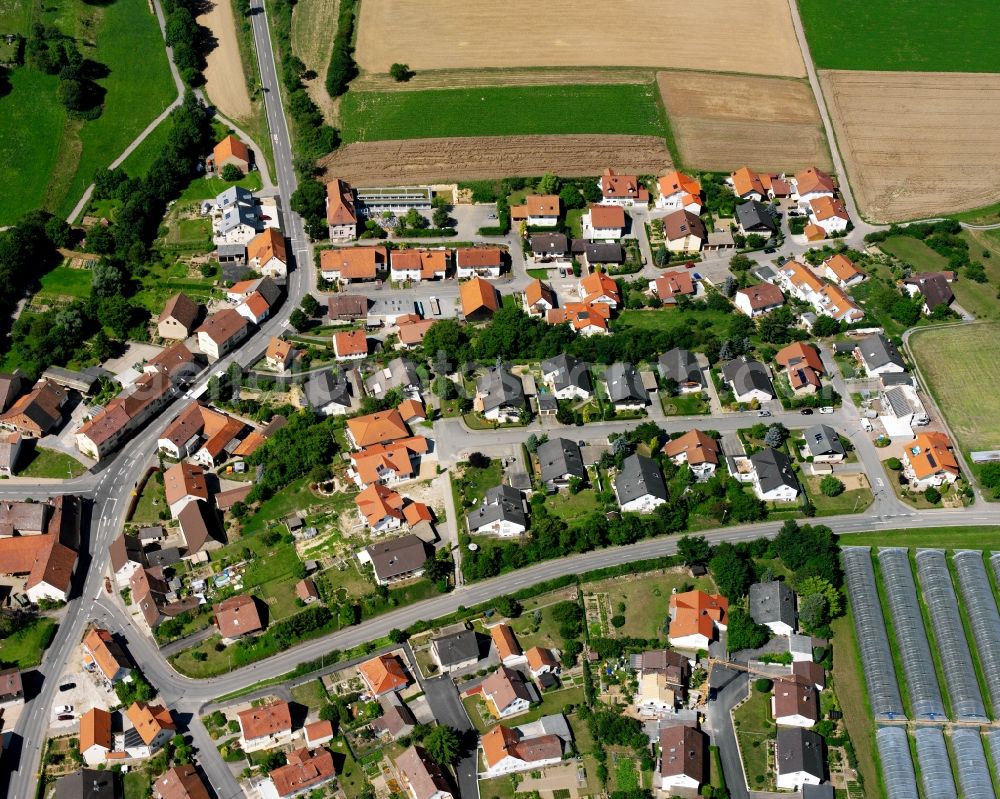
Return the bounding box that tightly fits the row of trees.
[26,24,104,116]
[163,0,211,85]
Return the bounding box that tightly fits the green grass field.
[879,237,950,272]
[846,526,1000,550]
[339,83,666,143]
[952,230,1000,321]
[119,118,175,179]
[16,447,86,479]
[909,323,1000,454]
[0,617,56,668]
[0,0,175,224]
[798,0,1000,72]
[37,266,93,300]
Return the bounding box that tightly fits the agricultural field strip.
[986,730,1000,780]
[841,547,906,719]
[950,551,1000,711]
[913,728,956,799]
[952,728,994,799]
[913,550,987,721]
[875,727,918,797]
[875,549,945,719]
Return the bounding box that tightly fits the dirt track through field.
[199,0,252,119]
[318,135,672,185]
[657,71,831,173]
[356,0,805,78]
[820,70,1000,223]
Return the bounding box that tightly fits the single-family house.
[365,357,420,399]
[582,204,626,240]
[525,646,559,679]
[265,337,298,371]
[481,667,535,718]
[332,329,368,360]
[524,195,560,226]
[649,269,695,302]
[326,179,359,241]
[822,254,865,287]
[656,171,702,213]
[668,589,728,650]
[125,702,177,757]
[546,302,611,335]
[792,167,836,205]
[597,169,649,207]
[210,135,250,174]
[262,747,337,799]
[213,594,264,642]
[579,270,621,308]
[614,454,667,513]
[355,484,405,532]
[736,200,778,237]
[395,746,453,799]
[802,424,846,462]
[809,196,849,235]
[320,247,387,284]
[349,436,427,488]
[476,364,526,422]
[246,228,288,279]
[904,272,954,314]
[398,398,426,424]
[663,429,720,479]
[481,723,564,777]
[773,675,819,727]
[55,769,119,799]
[490,624,524,666]
[722,357,775,403]
[303,370,353,416]
[749,581,797,635]
[855,334,905,377]
[467,484,527,537]
[238,700,294,752]
[346,408,410,449]
[82,628,132,684]
[902,431,960,489]
[633,649,690,707]
[748,447,799,501]
[734,284,784,317]
[397,317,436,349]
[196,309,250,361]
[536,438,585,489]
[604,362,647,409]
[663,209,706,252]
[776,728,825,790]
[360,535,428,585]
[327,294,369,323]
[304,721,336,749]
[109,533,146,588]
[657,348,702,391]
[524,279,556,315]
[460,277,501,323]
[455,247,503,279]
[0,379,67,438]
[659,726,707,793]
[431,629,482,672]
[359,654,410,696]
[540,354,592,401]
[80,708,113,766]
[390,249,449,283]
[163,462,208,518]
[572,240,624,267]
[729,167,769,201]
[529,233,568,263]
[154,764,211,799]
[157,293,199,340]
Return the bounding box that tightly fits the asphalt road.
[421,677,480,799]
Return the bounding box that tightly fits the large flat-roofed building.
[355,186,433,213]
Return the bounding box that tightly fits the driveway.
[704,667,749,799]
[422,676,480,799]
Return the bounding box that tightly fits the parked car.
[800,408,814,415]
[57,714,74,722]
[862,419,874,432]
[764,248,777,254]
[819,406,834,414]
[55,705,73,715]
[757,409,771,417]
[58,683,76,692]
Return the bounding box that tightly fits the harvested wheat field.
[199,0,251,119]
[356,0,804,77]
[291,0,340,124]
[318,135,672,186]
[821,70,1000,223]
[657,71,831,173]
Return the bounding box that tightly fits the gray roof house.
[540,354,592,400]
[218,202,260,236]
[431,629,483,671]
[657,348,702,390]
[749,581,797,635]
[466,484,527,537]
[855,333,905,375]
[721,357,774,402]
[736,200,778,235]
[537,437,586,488]
[605,362,647,408]
[571,240,624,264]
[304,370,353,415]
[614,454,668,513]
[55,769,119,799]
[749,447,799,501]
[363,535,428,585]
[776,728,825,787]
[531,233,569,257]
[216,185,254,209]
[477,364,526,420]
[365,358,420,398]
[803,424,846,461]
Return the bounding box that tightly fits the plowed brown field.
[199,0,251,119]
[821,70,1000,223]
[657,71,831,173]
[318,135,672,186]
[356,0,805,78]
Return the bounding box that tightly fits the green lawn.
[952,230,1000,321]
[129,475,167,526]
[660,392,710,416]
[878,237,951,272]
[803,476,874,516]
[165,215,213,250]
[36,267,93,300]
[329,737,367,799]
[732,685,775,792]
[798,0,1000,72]
[615,308,734,343]
[909,323,1000,456]
[452,460,503,512]
[123,770,151,799]
[177,172,263,202]
[340,83,666,143]
[583,571,716,640]
[290,679,329,712]
[16,447,87,479]
[845,526,1000,550]
[119,119,176,179]
[0,617,56,668]
[612,753,640,792]
[543,488,602,521]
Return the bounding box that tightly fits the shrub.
[389,63,412,82]
[820,476,845,497]
[924,486,941,504]
[754,678,772,693]
[886,457,902,470]
[221,163,243,181]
